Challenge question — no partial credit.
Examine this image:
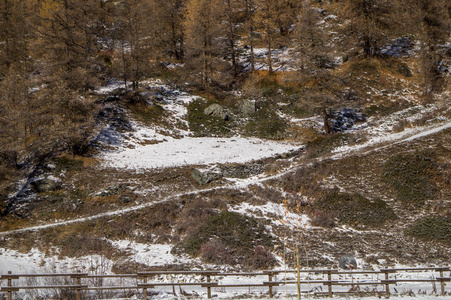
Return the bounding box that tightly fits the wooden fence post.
[143,276,148,300]
[440,269,445,296]
[7,271,12,300]
[328,270,332,298]
[268,272,273,298]
[76,272,82,300]
[385,271,390,298]
[207,274,211,299]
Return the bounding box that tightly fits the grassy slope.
[1,3,450,270]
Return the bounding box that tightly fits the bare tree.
[0,0,31,77]
[154,0,185,61]
[295,0,340,134]
[115,0,156,90]
[183,0,227,89]
[243,0,257,72]
[256,0,277,73]
[410,0,450,99]
[342,0,399,57]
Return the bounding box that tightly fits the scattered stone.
[239,100,256,115]
[222,163,263,179]
[338,254,358,270]
[30,175,62,193]
[120,196,131,203]
[44,163,56,171]
[397,63,413,77]
[204,104,228,120]
[284,131,296,139]
[381,37,413,58]
[192,163,264,185]
[98,184,129,197]
[329,108,365,132]
[191,166,223,185]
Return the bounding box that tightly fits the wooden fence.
[0,267,449,299]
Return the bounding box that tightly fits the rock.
[329,108,365,132]
[192,166,223,185]
[192,162,265,184]
[204,104,228,120]
[98,184,128,197]
[239,100,256,115]
[338,254,358,270]
[284,132,296,139]
[222,163,263,179]
[397,63,412,77]
[381,37,413,58]
[44,163,56,171]
[120,196,131,203]
[30,175,62,193]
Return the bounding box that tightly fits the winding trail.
[2,120,451,236]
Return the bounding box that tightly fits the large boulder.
[30,175,62,193]
[329,108,365,132]
[204,104,228,120]
[338,254,358,270]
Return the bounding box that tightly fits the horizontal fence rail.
[0,267,449,299]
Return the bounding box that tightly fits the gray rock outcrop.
[239,100,256,115]
[204,104,228,120]
[97,184,129,197]
[192,163,263,185]
[329,108,365,132]
[30,175,62,193]
[192,166,223,185]
[397,63,413,77]
[338,254,358,270]
[222,163,263,179]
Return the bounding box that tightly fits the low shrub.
[310,210,336,228]
[406,215,451,243]
[53,156,83,172]
[245,105,288,140]
[177,211,275,268]
[305,133,349,158]
[126,98,166,125]
[250,245,278,269]
[315,192,396,228]
[200,239,235,265]
[257,76,283,98]
[278,162,331,196]
[364,101,410,117]
[382,151,438,204]
[59,234,114,257]
[349,60,379,76]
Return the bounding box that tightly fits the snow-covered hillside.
[2,75,451,300]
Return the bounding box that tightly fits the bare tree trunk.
[226,0,237,77]
[250,18,255,72]
[322,107,331,135]
[267,26,273,73]
[121,40,128,91]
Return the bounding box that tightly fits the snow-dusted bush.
[407,215,451,242]
[177,211,275,269]
[383,151,438,204]
[315,191,396,228]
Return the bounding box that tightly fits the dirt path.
[2,120,450,236]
